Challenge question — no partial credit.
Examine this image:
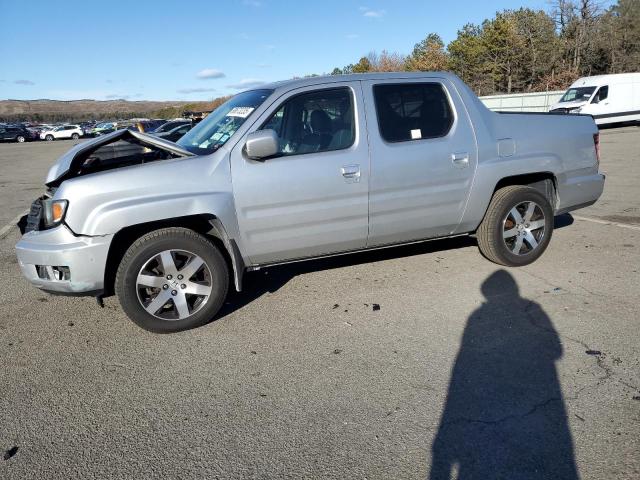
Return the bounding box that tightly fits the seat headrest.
[309,110,332,133]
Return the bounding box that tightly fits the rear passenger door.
[231,82,369,264]
[362,78,478,246]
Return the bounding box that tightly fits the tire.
[45,135,54,141]
[16,135,25,143]
[115,228,229,333]
[71,133,79,139]
[476,185,553,267]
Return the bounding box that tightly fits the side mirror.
[245,129,279,160]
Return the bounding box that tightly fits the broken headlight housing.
[42,199,68,228]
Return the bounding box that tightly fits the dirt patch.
[598,215,640,226]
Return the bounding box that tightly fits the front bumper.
[15,225,113,294]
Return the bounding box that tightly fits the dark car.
[138,119,166,132]
[151,119,191,134]
[154,123,192,142]
[0,126,36,143]
[79,121,97,136]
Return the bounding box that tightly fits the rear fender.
[456,153,562,233]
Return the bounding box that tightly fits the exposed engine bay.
[45,129,195,187]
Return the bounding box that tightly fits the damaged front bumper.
[15,225,113,295]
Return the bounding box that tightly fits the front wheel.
[45,135,54,141]
[16,135,25,143]
[115,228,229,333]
[476,185,553,267]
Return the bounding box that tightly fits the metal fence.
[479,90,565,112]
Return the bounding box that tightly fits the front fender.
[67,191,237,237]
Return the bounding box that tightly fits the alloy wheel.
[502,201,546,255]
[136,249,213,320]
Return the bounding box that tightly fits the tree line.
[327,0,639,95]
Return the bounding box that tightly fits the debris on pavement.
[3,446,18,461]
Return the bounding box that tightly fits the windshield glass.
[560,86,596,103]
[177,89,273,155]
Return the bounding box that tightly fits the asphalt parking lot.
[1,128,639,479]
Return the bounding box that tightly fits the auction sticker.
[227,107,255,118]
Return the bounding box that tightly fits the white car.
[40,125,83,141]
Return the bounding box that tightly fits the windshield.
[177,89,273,155]
[560,86,596,103]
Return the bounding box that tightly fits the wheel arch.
[103,214,245,297]
[492,172,558,209]
[472,171,558,232]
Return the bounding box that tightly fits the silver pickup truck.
[15,72,604,332]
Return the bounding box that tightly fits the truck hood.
[45,129,195,186]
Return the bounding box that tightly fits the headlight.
[43,199,68,227]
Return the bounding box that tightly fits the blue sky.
[0,0,575,101]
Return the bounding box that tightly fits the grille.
[25,197,44,233]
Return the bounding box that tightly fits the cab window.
[373,83,454,142]
[260,87,355,156]
[592,86,608,103]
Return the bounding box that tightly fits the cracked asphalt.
[1,127,639,479]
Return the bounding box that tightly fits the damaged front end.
[45,129,195,187]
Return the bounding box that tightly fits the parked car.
[152,123,192,142]
[549,72,640,125]
[78,122,97,137]
[91,122,117,136]
[16,72,604,333]
[0,125,37,142]
[137,120,166,132]
[150,119,191,134]
[39,125,83,141]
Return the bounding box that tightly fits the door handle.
[341,164,360,183]
[451,152,469,168]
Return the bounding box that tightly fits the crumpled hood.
[45,129,194,185]
[549,100,586,111]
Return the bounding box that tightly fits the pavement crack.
[524,299,639,393]
[442,397,562,429]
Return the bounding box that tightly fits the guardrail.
[479,90,564,112]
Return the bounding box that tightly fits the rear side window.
[261,87,355,156]
[373,83,453,142]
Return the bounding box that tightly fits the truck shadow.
[217,214,574,319]
[428,270,579,479]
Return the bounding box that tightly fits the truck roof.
[257,71,463,94]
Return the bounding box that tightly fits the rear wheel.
[115,228,229,333]
[71,133,79,139]
[477,185,553,266]
[45,134,54,141]
[16,135,25,143]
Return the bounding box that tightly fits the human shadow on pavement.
[429,270,579,480]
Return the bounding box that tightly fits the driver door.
[230,82,370,265]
